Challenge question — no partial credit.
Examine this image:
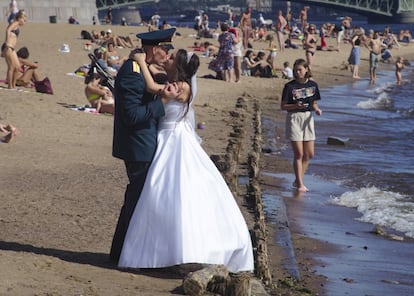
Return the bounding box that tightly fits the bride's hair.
[174,49,200,115]
[175,49,199,85]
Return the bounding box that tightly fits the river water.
[261,29,414,295]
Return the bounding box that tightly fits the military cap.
[136,28,176,50]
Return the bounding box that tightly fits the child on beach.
[0,123,18,143]
[395,56,404,85]
[265,34,278,72]
[281,58,322,192]
[272,61,293,79]
[282,61,293,79]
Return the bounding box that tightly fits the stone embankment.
[211,95,272,296]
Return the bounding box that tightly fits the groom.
[110,28,178,263]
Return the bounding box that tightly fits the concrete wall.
[1,0,98,25]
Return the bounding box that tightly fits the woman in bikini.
[2,9,26,89]
[103,42,127,71]
[84,73,114,114]
[304,25,318,69]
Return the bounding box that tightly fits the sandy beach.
[0,22,413,295]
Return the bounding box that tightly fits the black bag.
[81,30,93,40]
[34,77,53,95]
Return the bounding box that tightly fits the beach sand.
[0,23,413,295]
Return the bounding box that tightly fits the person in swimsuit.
[2,9,26,89]
[304,25,318,69]
[276,9,287,52]
[104,42,127,71]
[367,31,386,83]
[84,73,114,114]
[239,7,252,49]
[395,56,404,85]
[299,6,309,33]
[104,29,135,48]
[16,46,43,87]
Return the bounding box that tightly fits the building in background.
[248,0,272,13]
[1,0,98,25]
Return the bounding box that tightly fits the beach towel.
[58,103,112,115]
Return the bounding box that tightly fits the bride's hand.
[171,82,186,102]
[161,83,181,104]
[130,48,146,64]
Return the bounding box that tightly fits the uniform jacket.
[112,58,165,161]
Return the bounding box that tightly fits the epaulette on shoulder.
[132,61,141,73]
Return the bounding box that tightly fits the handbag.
[34,77,53,95]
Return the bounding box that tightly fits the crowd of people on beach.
[0,3,413,295]
[1,1,412,284]
[75,19,324,287]
[75,4,412,93]
[181,5,411,87]
[0,0,410,194]
[173,5,410,193]
[69,9,328,278]
[2,1,409,184]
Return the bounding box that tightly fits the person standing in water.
[281,58,322,192]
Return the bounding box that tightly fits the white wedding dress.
[118,93,254,272]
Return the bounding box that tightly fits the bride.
[118,49,254,273]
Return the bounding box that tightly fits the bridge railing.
[299,0,397,16]
[398,0,414,12]
[96,0,158,10]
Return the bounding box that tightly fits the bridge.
[96,0,414,23]
[96,0,158,10]
[295,0,414,23]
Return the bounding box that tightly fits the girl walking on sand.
[281,58,322,192]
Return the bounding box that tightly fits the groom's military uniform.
[110,28,176,263]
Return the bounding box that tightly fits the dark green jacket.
[112,59,165,161]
